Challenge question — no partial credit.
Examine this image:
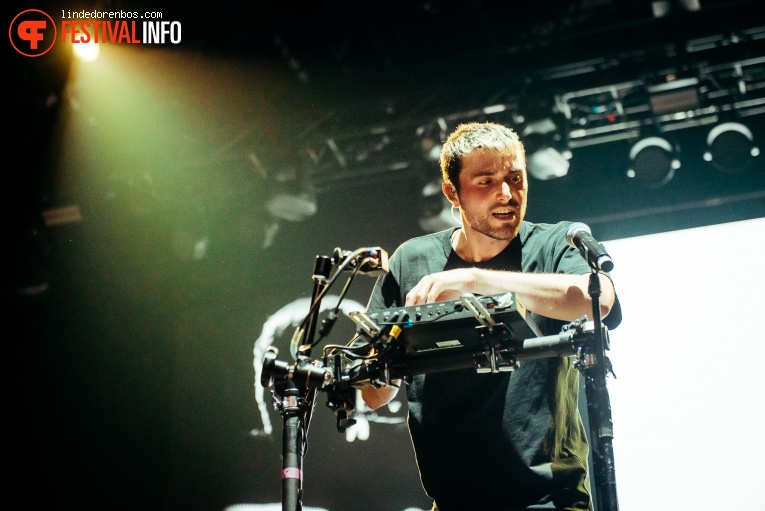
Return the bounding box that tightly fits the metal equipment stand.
[581,270,619,511]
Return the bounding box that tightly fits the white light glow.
[72,41,100,62]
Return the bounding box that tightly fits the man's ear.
[442,182,459,208]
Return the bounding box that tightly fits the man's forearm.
[406,267,615,322]
[473,269,615,322]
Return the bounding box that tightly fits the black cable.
[290,248,369,359]
[313,260,363,346]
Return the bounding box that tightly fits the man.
[361,122,621,510]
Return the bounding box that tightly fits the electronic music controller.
[361,293,542,356]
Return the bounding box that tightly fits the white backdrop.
[604,217,765,510]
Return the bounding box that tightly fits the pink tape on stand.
[281,467,302,481]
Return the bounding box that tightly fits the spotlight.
[527,144,571,181]
[651,0,700,18]
[417,119,447,162]
[703,122,760,174]
[266,193,317,222]
[522,119,571,180]
[72,40,100,62]
[420,137,442,162]
[417,179,460,233]
[627,136,680,188]
[263,163,318,222]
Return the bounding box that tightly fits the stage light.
[420,136,442,162]
[266,192,317,222]
[418,179,460,233]
[417,118,447,162]
[527,145,571,181]
[72,40,99,62]
[652,0,700,18]
[627,136,680,188]
[703,122,760,174]
[262,161,318,222]
[522,119,571,180]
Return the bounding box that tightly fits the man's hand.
[405,268,477,306]
[359,381,400,410]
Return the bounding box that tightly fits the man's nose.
[499,181,512,198]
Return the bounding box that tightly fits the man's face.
[452,149,528,241]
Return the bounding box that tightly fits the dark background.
[5,1,765,510]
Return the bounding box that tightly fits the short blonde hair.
[439,122,525,191]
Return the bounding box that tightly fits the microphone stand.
[275,254,332,511]
[583,270,619,511]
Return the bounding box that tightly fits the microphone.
[565,223,614,272]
